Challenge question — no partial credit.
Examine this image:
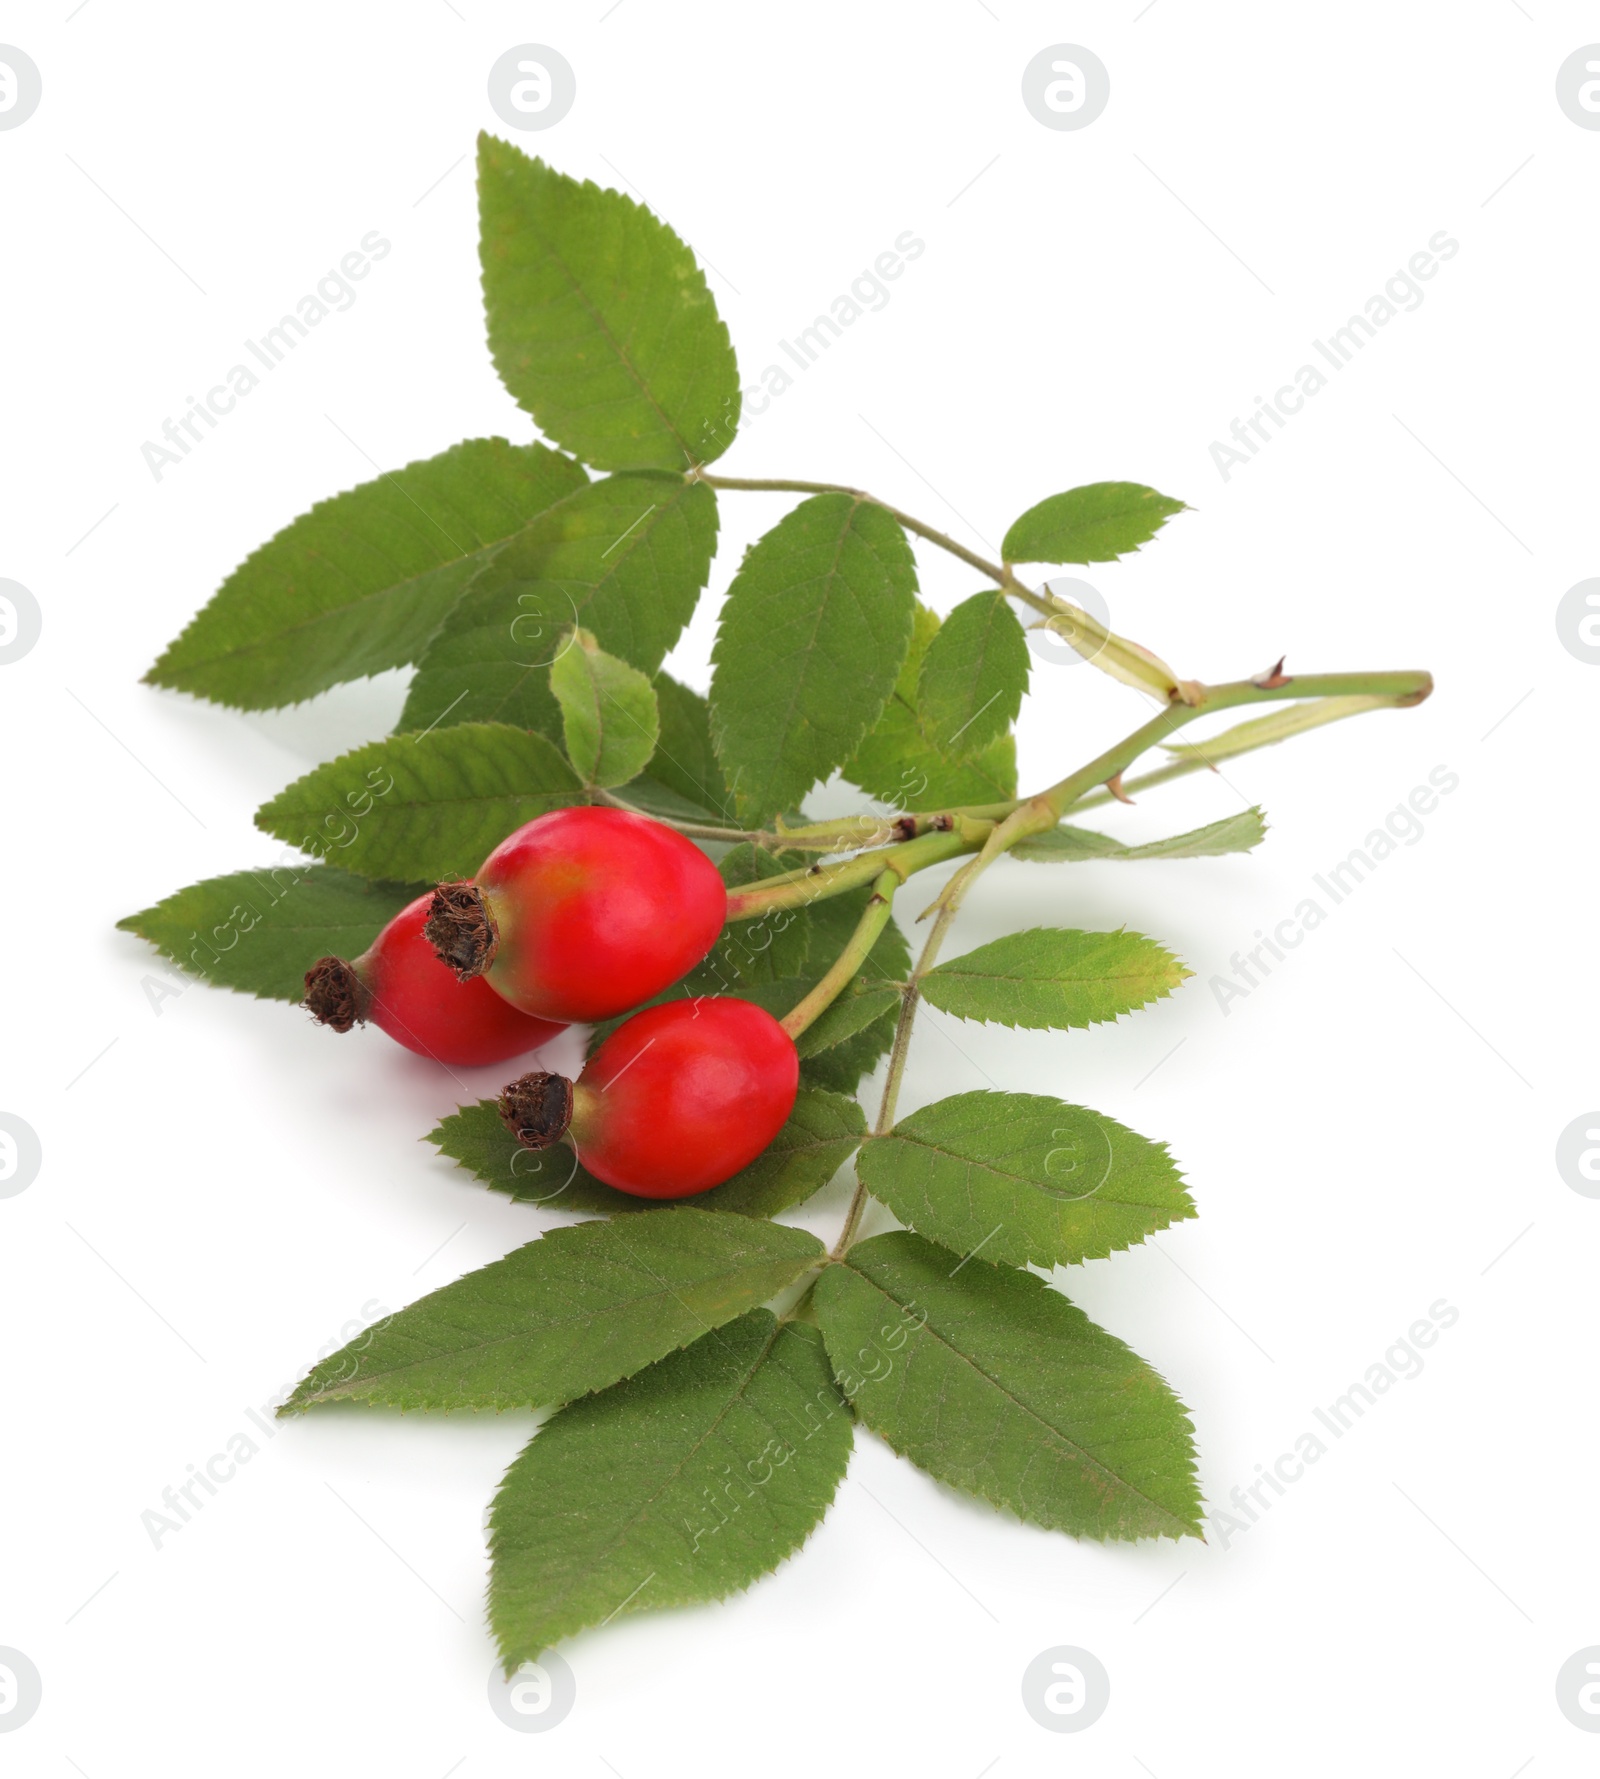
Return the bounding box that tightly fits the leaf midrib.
[304,1249,812,1405]
[838,1262,1195,1534]
[871,1130,1182,1212]
[496,1317,801,1640]
[525,214,693,466]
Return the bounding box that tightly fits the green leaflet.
[703,1089,867,1216]
[550,629,660,787]
[429,1086,867,1220]
[395,579,572,740]
[647,673,732,819]
[489,1313,851,1664]
[146,438,586,709]
[855,1090,1194,1269]
[710,494,918,822]
[844,602,1017,811]
[254,723,582,883]
[478,137,741,471]
[710,847,815,984]
[396,475,719,737]
[282,1210,822,1414]
[1013,808,1268,863]
[792,982,903,1060]
[916,591,1029,761]
[1002,482,1187,566]
[116,867,418,1002]
[922,926,1190,1030]
[813,1232,1203,1541]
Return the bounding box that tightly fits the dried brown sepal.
[304,956,368,1033]
[425,882,498,980]
[498,1071,575,1151]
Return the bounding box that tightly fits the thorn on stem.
[1252,656,1292,690]
[1105,772,1135,805]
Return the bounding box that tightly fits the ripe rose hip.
[498,997,799,1199]
[304,894,564,1067]
[425,807,727,1023]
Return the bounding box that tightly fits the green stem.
[1036,671,1432,822]
[827,841,988,1260]
[695,471,1033,599]
[779,869,899,1038]
[724,824,987,921]
[1067,693,1401,812]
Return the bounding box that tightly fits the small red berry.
[304,894,564,1067]
[497,998,799,1199]
[425,807,727,1023]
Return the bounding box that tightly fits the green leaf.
[813,1232,1202,1540]
[922,927,1190,1030]
[430,1087,864,1220]
[282,1210,822,1414]
[916,591,1029,760]
[400,475,719,742]
[843,603,1017,810]
[489,1312,851,1663]
[710,494,917,822]
[708,848,814,985]
[856,1091,1194,1269]
[647,673,731,819]
[792,884,911,1090]
[702,1089,868,1217]
[1002,482,1187,567]
[395,578,573,740]
[1013,808,1269,864]
[792,982,902,1059]
[427,1100,645,1214]
[117,867,417,1001]
[146,438,586,709]
[549,628,660,787]
[478,137,740,471]
[254,723,582,882]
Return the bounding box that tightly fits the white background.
[2,4,1595,1773]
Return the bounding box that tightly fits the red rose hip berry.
[425,807,726,1023]
[304,894,564,1068]
[497,997,799,1199]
